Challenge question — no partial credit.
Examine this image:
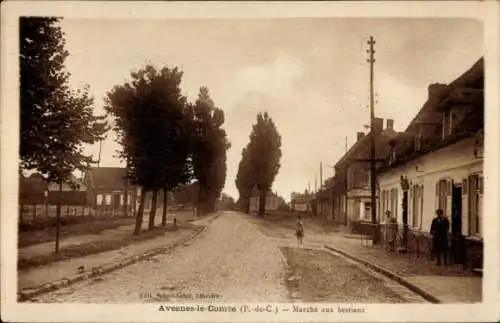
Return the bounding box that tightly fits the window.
[411,185,423,228]
[414,136,421,151]
[363,202,371,221]
[390,188,398,219]
[380,189,390,220]
[105,194,112,205]
[469,174,483,236]
[436,179,448,214]
[96,194,103,206]
[442,111,452,139]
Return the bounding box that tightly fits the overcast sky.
[59,18,483,201]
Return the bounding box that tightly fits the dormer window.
[415,134,422,151]
[442,109,454,139]
[388,140,397,165]
[415,125,422,151]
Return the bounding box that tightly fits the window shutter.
[408,186,413,226]
[478,194,483,237]
[463,178,468,195]
[419,185,424,229]
[479,176,483,195]
[435,182,439,210]
[446,180,453,218]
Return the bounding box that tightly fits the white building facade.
[378,136,483,238]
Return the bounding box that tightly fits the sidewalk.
[315,231,481,303]
[18,213,218,298]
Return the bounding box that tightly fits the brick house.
[83,167,148,216]
[331,118,399,228]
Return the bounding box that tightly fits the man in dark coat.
[430,209,450,266]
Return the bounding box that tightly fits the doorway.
[451,183,464,264]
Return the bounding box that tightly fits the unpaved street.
[33,212,422,303]
[35,212,289,303]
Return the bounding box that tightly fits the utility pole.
[367,36,378,244]
[320,162,323,191]
[345,136,348,153]
[97,139,103,168]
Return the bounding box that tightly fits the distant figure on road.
[296,215,304,245]
[430,209,450,266]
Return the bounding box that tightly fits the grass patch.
[18,223,199,270]
[18,216,136,248]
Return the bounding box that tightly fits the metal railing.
[360,224,434,260]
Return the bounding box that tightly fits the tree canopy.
[235,112,282,215]
[20,17,108,252]
[105,65,193,232]
[20,17,107,185]
[190,87,231,214]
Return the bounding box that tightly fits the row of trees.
[20,17,230,248]
[20,17,108,252]
[105,69,230,235]
[235,112,282,216]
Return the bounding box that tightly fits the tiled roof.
[249,186,278,198]
[86,167,129,191]
[19,174,47,196]
[377,57,484,173]
[335,128,399,169]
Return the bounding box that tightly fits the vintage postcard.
[1,1,499,322]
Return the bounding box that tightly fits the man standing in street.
[430,209,450,266]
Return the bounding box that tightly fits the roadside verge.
[323,244,441,304]
[18,212,220,301]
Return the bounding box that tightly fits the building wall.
[249,196,279,212]
[318,198,333,219]
[378,137,483,237]
[293,203,308,212]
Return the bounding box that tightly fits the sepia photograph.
[1,1,499,322]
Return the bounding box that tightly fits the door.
[451,183,464,264]
[452,184,462,235]
[113,194,121,210]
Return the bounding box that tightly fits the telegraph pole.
[320,162,323,191]
[97,139,103,168]
[367,36,378,244]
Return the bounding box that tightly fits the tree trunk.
[124,158,129,217]
[55,181,63,253]
[197,187,203,217]
[244,197,250,214]
[258,190,266,217]
[162,188,168,226]
[133,188,146,235]
[148,189,158,230]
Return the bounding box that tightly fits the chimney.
[357,132,365,141]
[386,119,394,130]
[428,83,449,100]
[372,117,384,133]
